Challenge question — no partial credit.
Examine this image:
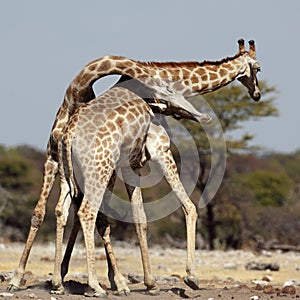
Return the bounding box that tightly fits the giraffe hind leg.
[78,194,107,298]
[59,171,130,296]
[51,178,72,295]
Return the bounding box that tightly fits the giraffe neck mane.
[138,52,244,69]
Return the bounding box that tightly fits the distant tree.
[270,150,300,183]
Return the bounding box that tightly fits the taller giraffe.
[53,39,261,296]
[8,39,261,291]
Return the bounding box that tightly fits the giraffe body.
[52,86,198,296]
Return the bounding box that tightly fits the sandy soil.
[1,242,300,299]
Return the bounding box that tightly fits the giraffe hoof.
[51,289,65,295]
[84,291,108,298]
[51,285,65,295]
[183,275,200,290]
[117,285,131,296]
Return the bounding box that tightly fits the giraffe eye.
[253,62,260,72]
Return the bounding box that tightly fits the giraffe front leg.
[146,124,200,290]
[7,156,58,292]
[182,203,200,290]
[157,151,200,290]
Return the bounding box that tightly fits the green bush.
[236,170,293,206]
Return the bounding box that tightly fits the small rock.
[250,296,259,300]
[127,273,143,283]
[245,261,279,271]
[162,275,181,284]
[282,285,296,295]
[223,262,237,270]
[263,285,275,294]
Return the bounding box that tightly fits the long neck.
[53,54,247,141]
[64,53,247,110]
[147,53,248,98]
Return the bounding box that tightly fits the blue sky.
[1,0,299,153]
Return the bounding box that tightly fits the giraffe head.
[236,39,261,101]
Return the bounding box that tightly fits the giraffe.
[52,39,261,296]
[54,86,199,297]
[8,39,261,292]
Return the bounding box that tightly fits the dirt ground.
[1,242,300,299]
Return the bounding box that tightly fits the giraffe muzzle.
[251,90,261,101]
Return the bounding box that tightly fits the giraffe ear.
[248,40,256,59]
[238,39,245,54]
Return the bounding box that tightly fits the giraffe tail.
[59,134,78,198]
